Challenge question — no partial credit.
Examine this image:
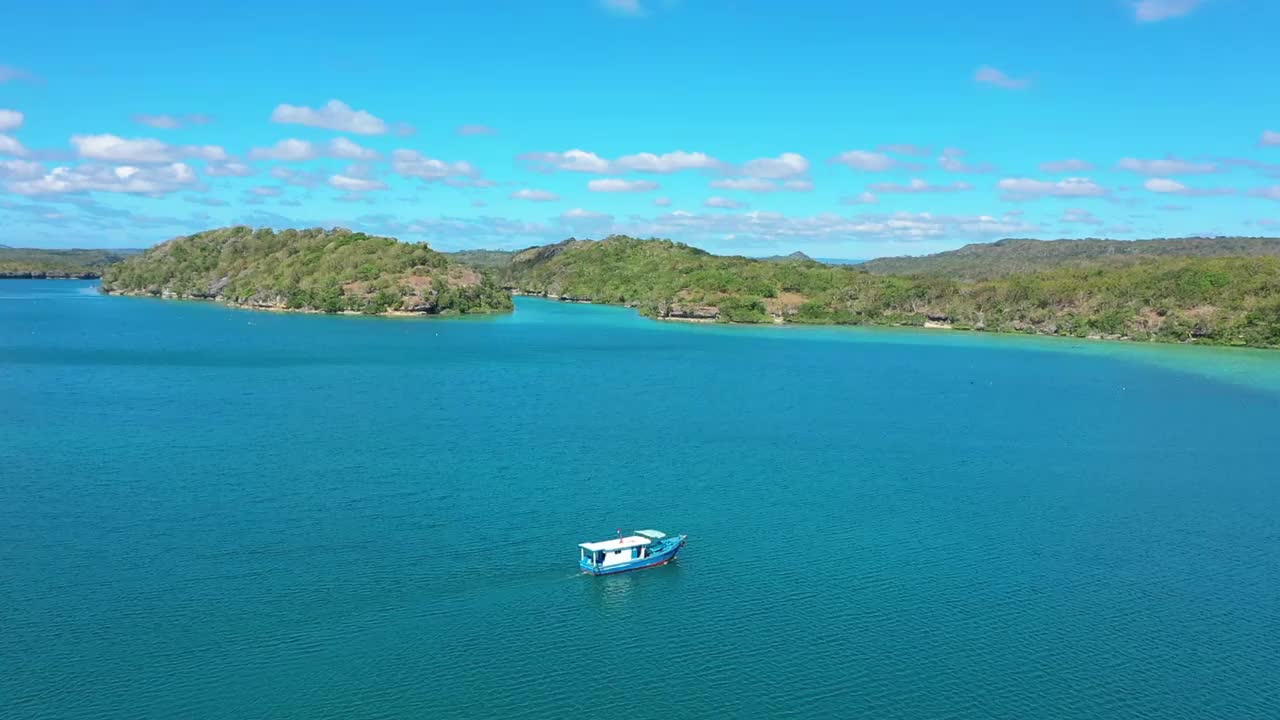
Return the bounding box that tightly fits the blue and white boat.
[579,529,687,576]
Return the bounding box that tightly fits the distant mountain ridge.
[0,247,142,278]
[859,237,1280,280]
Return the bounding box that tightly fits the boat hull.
[581,537,685,576]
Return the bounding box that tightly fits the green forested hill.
[858,236,1280,280]
[0,247,140,278]
[503,235,1280,347]
[101,226,511,315]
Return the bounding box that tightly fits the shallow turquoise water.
[2,280,1279,719]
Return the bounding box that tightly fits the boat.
[578,529,687,576]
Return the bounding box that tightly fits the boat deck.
[578,536,651,552]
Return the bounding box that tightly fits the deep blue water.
[2,280,1279,719]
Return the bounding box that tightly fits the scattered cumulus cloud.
[270,99,391,135]
[4,162,199,196]
[653,197,672,207]
[830,150,917,172]
[0,109,23,132]
[271,166,324,186]
[248,186,282,197]
[510,188,559,202]
[709,177,811,193]
[704,196,746,209]
[974,65,1031,90]
[741,153,809,179]
[1040,158,1094,173]
[327,137,378,160]
[1133,0,1206,23]
[998,177,1108,200]
[1249,186,1280,201]
[1143,177,1235,196]
[391,149,479,184]
[519,149,611,173]
[868,178,974,193]
[248,138,317,161]
[1117,155,1218,175]
[329,174,388,192]
[0,134,27,157]
[206,160,254,177]
[72,134,226,164]
[1262,130,1280,146]
[615,151,722,173]
[457,124,497,136]
[938,147,995,173]
[588,178,660,192]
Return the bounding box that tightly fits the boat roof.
[579,535,652,552]
[635,529,666,539]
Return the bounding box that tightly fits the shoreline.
[98,285,1276,351]
[99,288,505,318]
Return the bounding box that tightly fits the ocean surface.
[3,279,1279,720]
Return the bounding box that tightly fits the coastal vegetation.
[501,236,1280,347]
[101,226,511,315]
[859,236,1280,280]
[0,247,139,278]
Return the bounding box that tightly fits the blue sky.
[1,0,1279,257]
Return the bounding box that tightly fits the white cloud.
[327,137,378,160]
[841,191,879,205]
[1143,177,1235,196]
[1252,186,1280,201]
[5,163,199,196]
[741,152,809,179]
[710,178,778,192]
[975,66,1031,90]
[830,150,906,172]
[510,188,559,202]
[391,149,478,182]
[653,197,672,207]
[271,166,323,186]
[1040,158,1094,173]
[1117,156,1218,175]
[868,178,974,193]
[270,99,390,135]
[588,178,660,192]
[0,109,23,132]
[783,180,814,192]
[1262,130,1280,146]
[938,147,995,173]
[614,150,721,173]
[519,149,612,173]
[457,124,497,136]
[329,174,388,192]
[0,134,27,157]
[206,160,255,177]
[0,159,44,180]
[248,139,318,161]
[1134,0,1206,22]
[998,177,1108,200]
[249,186,282,197]
[72,134,226,163]
[705,196,746,209]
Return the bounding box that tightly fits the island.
[497,235,1280,348]
[0,247,140,279]
[87,226,1280,348]
[100,226,512,315]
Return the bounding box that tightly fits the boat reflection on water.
[581,560,684,611]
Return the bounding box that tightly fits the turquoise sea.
[3,279,1279,720]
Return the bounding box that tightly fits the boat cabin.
[579,530,667,570]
